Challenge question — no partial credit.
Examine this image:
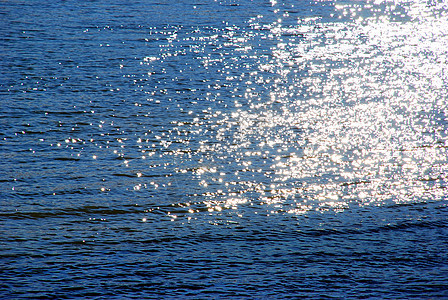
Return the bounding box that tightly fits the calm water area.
[1,0,448,298]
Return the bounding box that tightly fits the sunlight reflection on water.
[125,0,448,221]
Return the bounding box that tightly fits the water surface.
[1,0,448,298]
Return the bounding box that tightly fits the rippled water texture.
[1,0,448,298]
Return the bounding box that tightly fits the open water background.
[1,0,448,298]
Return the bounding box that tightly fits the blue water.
[1,0,448,298]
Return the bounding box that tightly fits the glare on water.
[114,0,448,220]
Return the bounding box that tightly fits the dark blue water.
[2,0,448,298]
